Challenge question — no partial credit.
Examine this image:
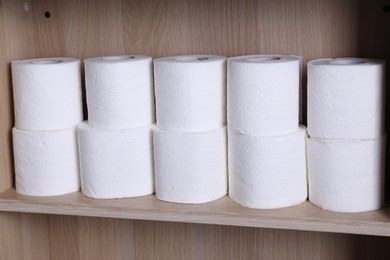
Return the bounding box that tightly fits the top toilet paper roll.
[154,55,226,132]
[228,55,300,135]
[84,55,155,129]
[308,58,385,139]
[12,57,83,130]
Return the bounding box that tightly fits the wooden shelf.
[0,188,389,237]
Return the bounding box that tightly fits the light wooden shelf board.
[0,188,389,236]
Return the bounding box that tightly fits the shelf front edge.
[0,189,389,237]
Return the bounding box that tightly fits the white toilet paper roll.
[12,57,83,130]
[84,55,155,129]
[228,126,307,209]
[13,127,80,196]
[307,136,386,212]
[153,126,227,203]
[154,55,226,132]
[308,58,385,139]
[228,55,301,134]
[78,122,154,199]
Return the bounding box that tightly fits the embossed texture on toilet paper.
[85,55,155,129]
[153,126,228,204]
[228,55,300,134]
[228,125,307,209]
[307,136,385,212]
[78,122,154,199]
[308,58,385,139]
[13,127,80,196]
[154,55,226,132]
[12,58,83,130]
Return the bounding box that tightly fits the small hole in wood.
[383,5,390,12]
[44,11,51,18]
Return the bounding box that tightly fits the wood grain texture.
[0,0,389,259]
[2,213,390,260]
[0,0,16,192]
[0,212,51,259]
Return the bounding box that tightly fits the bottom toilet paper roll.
[78,122,154,199]
[153,126,227,204]
[13,127,80,196]
[228,126,307,209]
[307,136,386,212]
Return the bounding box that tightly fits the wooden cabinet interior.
[0,0,389,258]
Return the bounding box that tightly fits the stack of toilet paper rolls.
[227,55,308,209]
[78,55,155,199]
[11,58,83,196]
[153,55,228,204]
[307,58,386,212]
